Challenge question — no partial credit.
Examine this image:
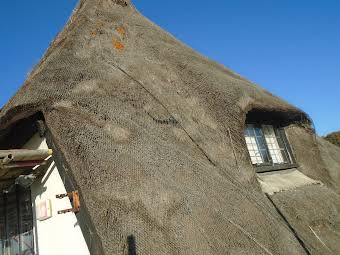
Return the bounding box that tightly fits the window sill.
[255,163,299,173]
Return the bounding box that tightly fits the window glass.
[245,124,293,169]
[0,186,34,255]
[18,190,34,255]
[274,128,291,163]
[245,125,270,165]
[262,125,285,164]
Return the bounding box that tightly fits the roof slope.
[325,131,340,147]
[0,1,339,254]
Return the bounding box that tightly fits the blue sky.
[0,0,339,135]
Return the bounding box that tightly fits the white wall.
[24,134,90,255]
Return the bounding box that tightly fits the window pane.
[245,124,255,136]
[262,125,285,164]
[259,148,270,163]
[245,125,272,165]
[0,187,34,255]
[245,125,263,164]
[275,128,292,164]
[254,127,262,137]
[253,127,270,164]
[5,192,20,255]
[18,188,34,255]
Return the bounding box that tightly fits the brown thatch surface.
[325,131,340,147]
[0,1,339,254]
[317,137,340,193]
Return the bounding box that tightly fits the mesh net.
[1,1,339,254]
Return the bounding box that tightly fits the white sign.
[36,199,52,221]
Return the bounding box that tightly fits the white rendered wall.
[24,134,90,255]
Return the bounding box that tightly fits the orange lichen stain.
[112,38,124,50]
[116,26,126,36]
[90,30,97,37]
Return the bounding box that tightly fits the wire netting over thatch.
[1,1,340,254]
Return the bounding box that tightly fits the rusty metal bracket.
[56,190,80,214]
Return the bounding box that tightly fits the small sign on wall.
[36,199,52,221]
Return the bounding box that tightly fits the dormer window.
[245,124,297,172]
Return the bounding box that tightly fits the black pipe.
[127,235,137,255]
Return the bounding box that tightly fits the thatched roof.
[325,131,340,147]
[1,1,340,254]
